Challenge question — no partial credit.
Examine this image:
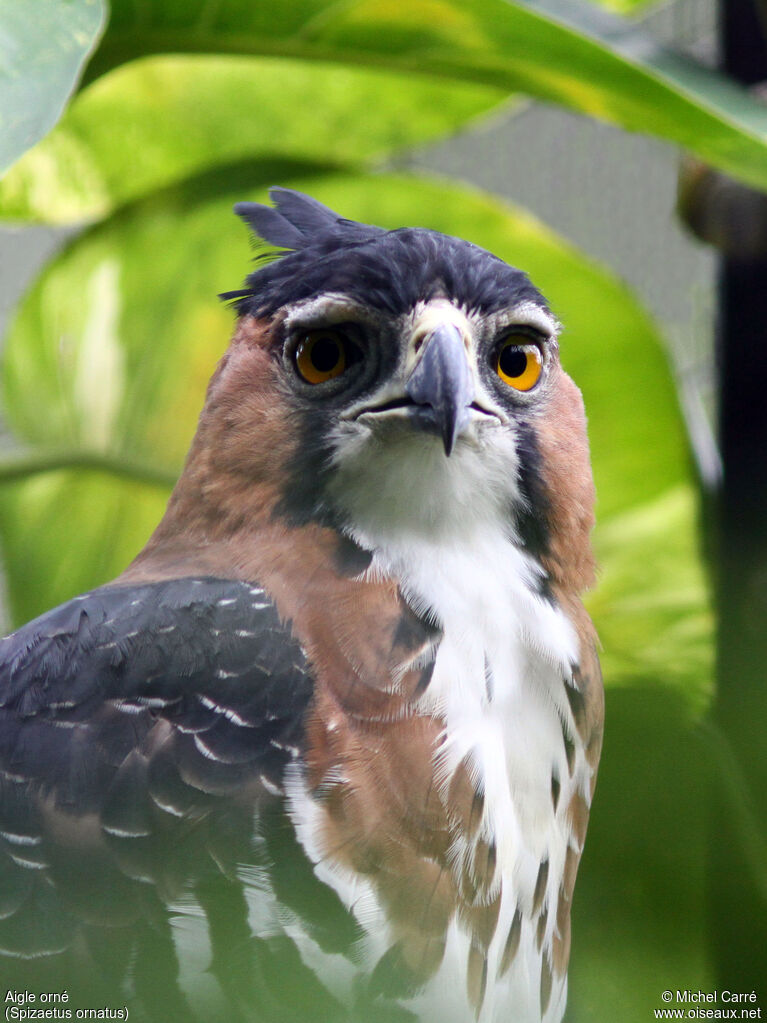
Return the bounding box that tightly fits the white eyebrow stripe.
[282,293,385,332]
[491,301,560,338]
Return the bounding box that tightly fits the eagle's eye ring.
[494,336,543,392]
[294,329,349,384]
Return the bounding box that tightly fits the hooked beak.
[405,322,474,456]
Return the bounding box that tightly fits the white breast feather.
[298,430,595,1022]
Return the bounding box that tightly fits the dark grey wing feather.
[0,577,355,1010]
[0,579,406,1021]
[0,578,313,816]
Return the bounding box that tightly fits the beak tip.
[442,406,472,457]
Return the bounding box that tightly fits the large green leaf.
[0,55,505,223]
[72,0,767,192]
[0,0,105,176]
[589,485,713,714]
[1,170,694,620]
[0,173,714,1018]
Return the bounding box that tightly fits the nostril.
[413,335,425,354]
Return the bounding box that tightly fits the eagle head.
[185,188,589,586]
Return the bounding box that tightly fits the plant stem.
[0,449,178,489]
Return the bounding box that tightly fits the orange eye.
[495,338,543,391]
[295,330,348,384]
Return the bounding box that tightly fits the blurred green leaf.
[0,471,169,629]
[0,55,505,223]
[0,0,105,176]
[72,0,767,192]
[589,485,714,714]
[1,172,695,625]
[571,685,714,1021]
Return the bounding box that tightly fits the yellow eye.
[295,330,348,384]
[495,338,543,391]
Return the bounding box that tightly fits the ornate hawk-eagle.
[0,189,602,1023]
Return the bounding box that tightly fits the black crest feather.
[227,187,549,321]
[234,188,347,251]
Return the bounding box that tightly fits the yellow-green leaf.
[76,0,767,192]
[0,55,505,223]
